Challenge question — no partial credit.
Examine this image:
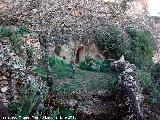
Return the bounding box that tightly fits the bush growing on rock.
[151,63,160,81]
[8,83,44,118]
[125,28,156,71]
[8,82,74,119]
[95,26,155,72]
[139,70,152,88]
[139,65,160,111]
[95,26,129,60]
[0,28,13,39]
[0,27,29,54]
[79,58,111,73]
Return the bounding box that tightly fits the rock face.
[58,41,104,64]
[1,0,158,65]
[24,34,41,61]
[0,38,25,105]
[0,37,44,106]
[111,57,144,120]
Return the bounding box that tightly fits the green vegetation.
[3,25,159,119]
[49,56,75,79]
[151,63,160,81]
[139,67,160,106]
[79,58,111,73]
[149,64,160,105]
[26,47,35,58]
[8,83,74,120]
[10,33,22,54]
[139,70,152,88]
[123,28,159,107]
[95,26,129,60]
[149,84,160,104]
[15,27,30,35]
[35,56,118,94]
[35,56,75,79]
[0,28,13,39]
[0,27,29,54]
[53,69,118,94]
[8,83,47,119]
[95,26,159,113]
[125,28,155,71]
[96,26,155,71]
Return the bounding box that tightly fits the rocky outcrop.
[111,56,144,120]
[1,0,157,64]
[0,37,26,105]
[0,36,44,106]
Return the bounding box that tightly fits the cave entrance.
[75,46,84,63]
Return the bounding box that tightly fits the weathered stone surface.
[111,56,144,120]
[0,38,44,106]
[1,87,8,93]
[0,76,7,81]
[49,41,104,64]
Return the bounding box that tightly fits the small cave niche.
[75,46,84,63]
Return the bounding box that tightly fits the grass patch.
[35,56,75,79]
[79,58,111,73]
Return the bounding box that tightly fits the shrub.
[139,67,160,106]
[54,46,61,56]
[8,83,44,118]
[8,83,73,119]
[15,27,30,35]
[139,70,152,88]
[125,28,155,71]
[95,26,129,60]
[79,58,111,73]
[49,56,75,79]
[79,58,94,71]
[148,84,160,105]
[107,73,119,90]
[10,33,22,54]
[151,63,160,81]
[26,47,35,58]
[0,28,13,39]
[0,27,29,54]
